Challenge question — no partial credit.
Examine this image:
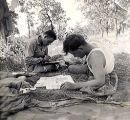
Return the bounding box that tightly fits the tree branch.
[44,8,54,30]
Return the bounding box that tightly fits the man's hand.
[38,57,43,62]
[44,55,51,62]
[37,57,44,62]
[59,60,67,67]
[60,82,73,90]
[60,82,79,90]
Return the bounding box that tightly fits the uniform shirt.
[27,39,48,58]
[25,39,48,71]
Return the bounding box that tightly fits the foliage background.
[0,0,129,71]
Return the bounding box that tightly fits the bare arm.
[60,51,106,90]
[77,51,106,89]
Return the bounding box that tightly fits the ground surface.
[6,81,130,120]
[7,102,130,120]
[4,53,130,120]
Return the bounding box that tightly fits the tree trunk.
[106,21,109,36]
[115,18,118,37]
[46,11,54,30]
[27,15,31,38]
[122,23,125,33]
[0,23,9,72]
[101,29,104,38]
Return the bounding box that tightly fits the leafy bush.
[0,35,27,71]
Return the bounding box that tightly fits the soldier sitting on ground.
[61,34,115,94]
[25,30,61,73]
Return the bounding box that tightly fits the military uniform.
[25,39,58,73]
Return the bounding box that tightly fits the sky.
[56,0,84,27]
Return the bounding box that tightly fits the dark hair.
[38,35,42,40]
[63,34,87,54]
[44,30,57,40]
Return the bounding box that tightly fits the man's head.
[63,34,87,58]
[39,30,57,46]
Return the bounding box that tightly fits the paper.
[34,75,74,89]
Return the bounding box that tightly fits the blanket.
[0,71,118,120]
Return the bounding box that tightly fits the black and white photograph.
[0,0,130,120]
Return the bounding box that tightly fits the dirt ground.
[1,79,130,120]
[6,81,130,120]
[7,101,130,120]
[1,53,130,120]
